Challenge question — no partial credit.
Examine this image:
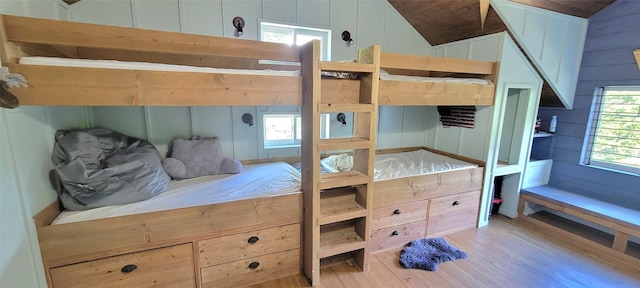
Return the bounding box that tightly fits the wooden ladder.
[300,40,380,286]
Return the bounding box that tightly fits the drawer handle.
[121,264,137,273]
[452,201,460,206]
[247,236,260,244]
[391,230,399,236]
[393,209,401,215]
[248,261,260,270]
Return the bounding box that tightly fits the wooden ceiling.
[388,0,615,46]
[388,0,615,107]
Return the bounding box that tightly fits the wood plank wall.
[537,0,640,210]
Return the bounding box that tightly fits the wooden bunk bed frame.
[1,14,495,287]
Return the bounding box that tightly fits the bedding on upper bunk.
[51,162,301,225]
[18,56,300,76]
[320,149,478,182]
[379,73,493,85]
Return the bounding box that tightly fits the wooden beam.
[480,0,490,30]
[634,49,640,70]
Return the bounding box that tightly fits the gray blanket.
[51,128,170,210]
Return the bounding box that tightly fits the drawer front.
[370,221,426,252]
[372,200,428,231]
[50,244,195,288]
[200,249,299,288]
[427,190,480,236]
[199,223,300,267]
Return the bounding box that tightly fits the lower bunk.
[34,148,484,287]
[34,162,303,288]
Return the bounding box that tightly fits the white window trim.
[261,112,330,149]
[581,86,640,175]
[258,19,331,61]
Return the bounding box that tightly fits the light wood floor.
[254,215,640,288]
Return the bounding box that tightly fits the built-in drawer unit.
[427,190,481,236]
[198,223,300,287]
[49,244,195,288]
[372,200,428,231]
[370,220,426,252]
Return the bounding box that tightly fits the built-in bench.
[519,185,640,255]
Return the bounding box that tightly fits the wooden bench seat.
[519,185,640,254]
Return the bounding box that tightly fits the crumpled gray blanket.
[399,238,468,271]
[51,128,170,210]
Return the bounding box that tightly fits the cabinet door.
[427,190,480,236]
[50,244,195,288]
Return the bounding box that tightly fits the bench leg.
[612,231,629,252]
[517,195,526,218]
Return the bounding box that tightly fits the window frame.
[259,20,331,61]
[581,86,640,175]
[262,112,330,149]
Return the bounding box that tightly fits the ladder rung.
[319,187,368,225]
[318,103,374,113]
[317,138,371,152]
[319,61,376,73]
[319,225,366,258]
[319,171,369,190]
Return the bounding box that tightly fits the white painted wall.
[0,1,431,286]
[433,33,543,226]
[491,0,588,109]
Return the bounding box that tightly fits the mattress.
[379,73,493,85]
[52,162,301,225]
[19,56,300,76]
[321,149,479,182]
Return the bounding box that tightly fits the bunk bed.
[1,14,496,287]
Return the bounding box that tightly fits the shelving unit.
[523,132,556,189]
[300,40,380,286]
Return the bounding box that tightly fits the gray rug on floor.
[399,237,468,271]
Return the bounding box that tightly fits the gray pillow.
[162,137,242,179]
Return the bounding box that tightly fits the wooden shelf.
[319,188,368,225]
[318,103,374,113]
[320,61,376,73]
[319,224,366,258]
[319,171,369,190]
[317,138,371,152]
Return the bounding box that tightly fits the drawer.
[370,221,426,252]
[372,200,428,230]
[50,244,195,288]
[200,249,299,288]
[199,223,300,267]
[427,190,480,236]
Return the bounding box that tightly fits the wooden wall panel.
[132,0,180,32]
[70,0,133,27]
[297,0,330,27]
[330,0,358,61]
[382,6,406,53]
[222,0,262,40]
[356,0,385,50]
[377,106,403,149]
[537,0,640,210]
[263,0,297,23]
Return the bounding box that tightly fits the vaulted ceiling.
[388,0,616,107]
[388,0,616,46]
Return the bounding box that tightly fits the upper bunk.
[0,14,302,107]
[377,52,497,106]
[0,14,498,108]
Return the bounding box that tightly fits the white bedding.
[379,73,493,85]
[19,56,300,76]
[20,56,491,84]
[321,149,478,182]
[52,162,301,225]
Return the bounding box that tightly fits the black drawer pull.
[393,209,401,215]
[391,230,399,236]
[247,236,260,244]
[121,264,137,273]
[248,262,260,269]
[452,201,460,206]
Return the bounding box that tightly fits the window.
[263,113,330,149]
[582,86,640,174]
[260,21,331,60]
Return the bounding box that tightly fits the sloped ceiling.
[388,0,616,107]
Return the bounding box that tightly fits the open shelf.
[319,187,368,225]
[319,170,369,190]
[319,221,366,258]
[317,138,371,152]
[320,61,376,73]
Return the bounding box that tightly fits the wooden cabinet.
[427,190,481,236]
[198,224,300,288]
[49,244,195,288]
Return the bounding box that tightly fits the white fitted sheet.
[379,73,493,85]
[19,56,300,76]
[321,149,478,182]
[52,162,301,225]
